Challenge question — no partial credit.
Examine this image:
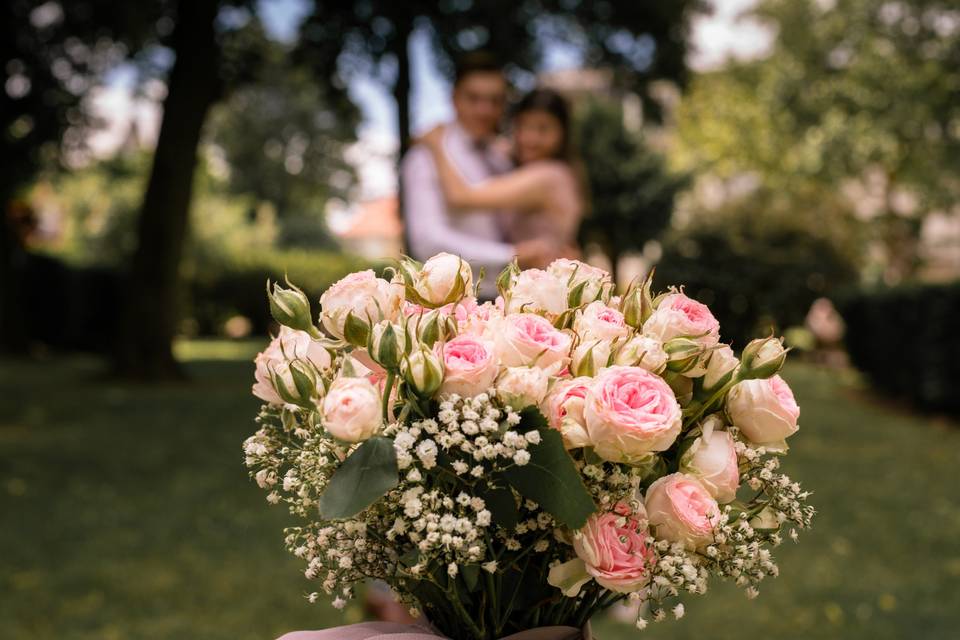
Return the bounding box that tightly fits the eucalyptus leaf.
[501,409,596,529]
[319,437,398,519]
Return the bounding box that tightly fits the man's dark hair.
[453,50,503,87]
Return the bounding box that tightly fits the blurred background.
[1,0,959,638]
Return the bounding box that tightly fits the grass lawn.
[2,340,959,639]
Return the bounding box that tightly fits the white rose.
[613,334,668,373]
[680,419,740,503]
[497,366,549,410]
[703,345,740,390]
[574,301,630,342]
[726,374,800,444]
[506,268,568,317]
[415,253,473,306]
[319,270,403,339]
[322,377,383,442]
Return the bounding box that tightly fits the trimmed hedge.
[187,249,375,336]
[835,282,960,412]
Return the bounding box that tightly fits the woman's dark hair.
[512,88,590,211]
[511,88,575,162]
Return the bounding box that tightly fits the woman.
[420,88,585,265]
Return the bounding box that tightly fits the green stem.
[683,377,738,428]
[381,371,396,424]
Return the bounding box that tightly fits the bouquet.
[244,253,814,639]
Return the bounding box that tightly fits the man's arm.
[401,145,516,277]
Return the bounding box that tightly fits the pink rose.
[438,335,498,398]
[572,502,655,593]
[495,313,572,372]
[642,293,720,347]
[574,301,629,342]
[322,377,382,442]
[645,473,721,550]
[726,374,800,445]
[679,420,740,503]
[583,366,682,463]
[541,377,593,449]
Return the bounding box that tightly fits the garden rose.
[505,268,568,316]
[322,377,382,442]
[584,366,682,463]
[645,473,720,550]
[496,366,549,410]
[414,253,473,306]
[572,502,655,593]
[542,377,592,449]
[252,327,331,404]
[726,375,800,444]
[613,334,668,373]
[319,270,403,339]
[574,301,630,342]
[439,335,498,398]
[643,292,720,347]
[680,421,740,503]
[495,313,572,372]
[547,258,611,303]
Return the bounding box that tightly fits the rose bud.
[547,258,612,305]
[663,337,705,374]
[726,374,800,445]
[368,321,408,370]
[571,338,612,377]
[269,359,320,408]
[739,336,788,380]
[645,473,721,550]
[414,253,473,307]
[613,334,668,373]
[267,280,315,334]
[403,346,444,397]
[496,366,549,411]
[679,419,740,503]
[252,327,331,405]
[702,345,740,391]
[322,377,383,442]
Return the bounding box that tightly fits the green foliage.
[499,409,596,529]
[188,249,372,336]
[575,98,687,273]
[673,0,960,278]
[656,190,861,348]
[836,281,960,412]
[206,38,358,243]
[319,437,400,519]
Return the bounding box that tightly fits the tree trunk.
[0,193,27,354]
[114,0,221,380]
[393,17,413,254]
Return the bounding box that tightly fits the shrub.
[835,282,960,412]
[186,249,374,336]
[654,193,860,348]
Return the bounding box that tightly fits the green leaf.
[479,482,519,530]
[501,409,596,529]
[461,563,480,592]
[319,437,398,519]
[343,311,370,348]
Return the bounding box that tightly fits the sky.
[87,0,773,197]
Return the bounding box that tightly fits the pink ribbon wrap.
[278,621,593,640]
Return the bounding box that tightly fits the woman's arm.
[421,126,563,211]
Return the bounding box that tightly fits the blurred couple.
[402,52,585,300]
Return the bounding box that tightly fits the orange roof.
[339,196,403,239]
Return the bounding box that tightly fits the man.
[401,52,550,299]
